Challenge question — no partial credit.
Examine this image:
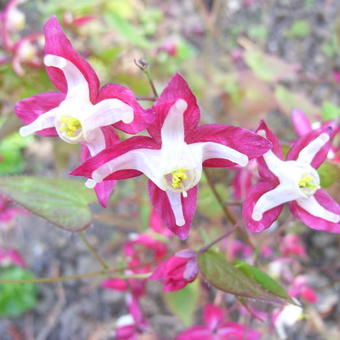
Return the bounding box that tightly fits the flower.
[243,120,340,233]
[280,234,306,257]
[15,16,150,206]
[176,304,261,340]
[72,74,271,239]
[149,249,198,292]
[0,248,25,267]
[113,295,148,340]
[102,233,167,297]
[291,109,339,160]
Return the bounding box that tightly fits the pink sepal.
[15,92,65,136]
[287,127,332,168]
[147,73,200,143]
[255,120,283,180]
[43,16,100,102]
[243,180,283,232]
[149,210,173,237]
[203,304,225,331]
[80,126,119,207]
[291,109,312,137]
[148,181,198,240]
[97,83,154,134]
[71,136,159,179]
[176,326,212,340]
[218,322,261,339]
[101,278,128,291]
[187,124,272,166]
[289,189,340,233]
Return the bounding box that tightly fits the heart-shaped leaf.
[198,250,293,305]
[0,176,96,232]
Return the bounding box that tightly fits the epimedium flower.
[148,249,198,292]
[243,120,340,233]
[176,304,261,340]
[71,73,271,239]
[15,16,150,206]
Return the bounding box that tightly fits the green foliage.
[0,176,96,232]
[198,250,293,304]
[0,266,37,317]
[321,101,340,121]
[233,260,291,301]
[318,162,339,188]
[163,280,199,326]
[105,12,150,48]
[285,20,311,38]
[0,133,32,175]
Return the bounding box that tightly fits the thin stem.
[203,168,236,224]
[134,58,159,98]
[203,168,254,248]
[0,271,150,285]
[136,96,157,101]
[198,223,239,253]
[79,232,110,271]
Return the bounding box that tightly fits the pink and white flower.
[72,74,271,239]
[15,16,149,206]
[176,304,261,340]
[0,248,25,267]
[243,120,340,233]
[149,249,198,292]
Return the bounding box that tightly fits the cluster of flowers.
[16,17,340,241]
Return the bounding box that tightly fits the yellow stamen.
[60,116,81,137]
[298,175,318,190]
[171,168,188,189]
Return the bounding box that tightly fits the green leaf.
[163,280,199,326]
[321,101,340,121]
[318,162,340,187]
[285,20,310,38]
[198,250,293,304]
[105,12,150,48]
[233,260,291,301]
[0,266,37,317]
[0,133,33,175]
[275,85,319,116]
[0,176,96,232]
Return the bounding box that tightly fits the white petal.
[85,179,96,189]
[262,150,287,177]
[84,128,105,156]
[194,141,249,167]
[252,184,302,221]
[166,191,185,226]
[91,148,162,186]
[19,107,58,137]
[297,133,330,164]
[44,54,90,101]
[296,195,340,223]
[161,99,187,148]
[83,99,134,133]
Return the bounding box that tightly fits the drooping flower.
[0,248,25,267]
[243,120,340,233]
[149,249,198,292]
[0,194,28,229]
[176,304,261,340]
[15,16,150,206]
[288,276,317,304]
[102,233,167,297]
[72,74,271,239]
[280,234,306,258]
[291,109,339,161]
[113,294,149,340]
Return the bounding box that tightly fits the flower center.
[59,116,82,138]
[171,168,188,189]
[298,174,319,195]
[163,168,199,197]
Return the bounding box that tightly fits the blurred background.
[0,0,339,339]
